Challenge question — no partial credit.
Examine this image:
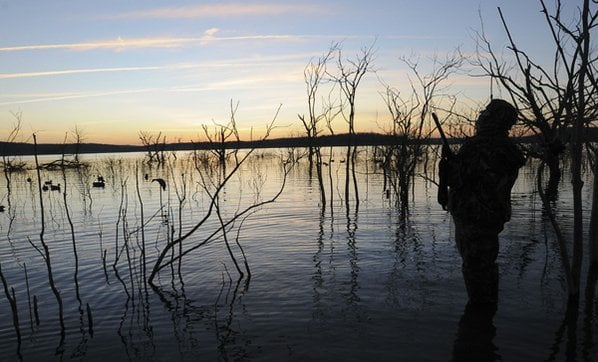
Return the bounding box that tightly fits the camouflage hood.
[475,99,517,137]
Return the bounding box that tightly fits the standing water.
[0,148,595,361]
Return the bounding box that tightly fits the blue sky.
[0,1,560,144]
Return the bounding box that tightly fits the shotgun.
[433,112,452,210]
[432,112,453,157]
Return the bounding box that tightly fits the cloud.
[0,66,163,79]
[0,60,305,107]
[204,28,220,37]
[0,88,163,106]
[0,32,307,53]
[118,3,331,19]
[0,37,201,52]
[0,56,306,106]
[0,52,312,80]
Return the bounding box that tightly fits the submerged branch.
[149,161,290,285]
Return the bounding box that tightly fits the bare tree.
[583,11,598,266]
[475,0,598,297]
[201,100,241,175]
[379,51,462,219]
[1,112,27,176]
[473,2,598,201]
[589,144,598,264]
[148,105,288,285]
[70,125,85,166]
[54,126,88,170]
[298,44,340,209]
[138,131,167,164]
[330,43,375,209]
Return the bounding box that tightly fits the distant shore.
[1,130,596,157]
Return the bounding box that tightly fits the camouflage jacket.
[442,135,525,227]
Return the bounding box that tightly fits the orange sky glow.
[0,1,558,145]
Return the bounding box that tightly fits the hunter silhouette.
[439,99,525,304]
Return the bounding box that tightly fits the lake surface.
[0,148,596,361]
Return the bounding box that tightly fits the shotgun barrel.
[432,112,452,157]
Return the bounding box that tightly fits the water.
[0,148,596,361]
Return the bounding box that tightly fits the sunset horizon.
[0,1,557,145]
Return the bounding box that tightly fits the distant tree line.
[3,128,598,158]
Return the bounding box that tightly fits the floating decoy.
[0,205,5,212]
[50,184,61,191]
[152,178,166,191]
[92,176,105,188]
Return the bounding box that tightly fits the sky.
[0,1,564,145]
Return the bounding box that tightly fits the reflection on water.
[0,149,596,360]
[452,302,499,361]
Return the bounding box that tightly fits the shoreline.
[0,132,562,157]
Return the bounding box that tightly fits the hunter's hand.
[441,144,452,159]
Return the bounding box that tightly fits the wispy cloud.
[172,72,302,93]
[118,3,332,19]
[0,66,164,79]
[0,52,312,80]
[0,29,306,53]
[0,67,303,107]
[0,88,161,107]
[0,37,195,52]
[0,57,306,106]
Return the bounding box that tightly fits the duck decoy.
[44,180,53,185]
[92,176,105,188]
[50,184,61,191]
[152,178,167,191]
